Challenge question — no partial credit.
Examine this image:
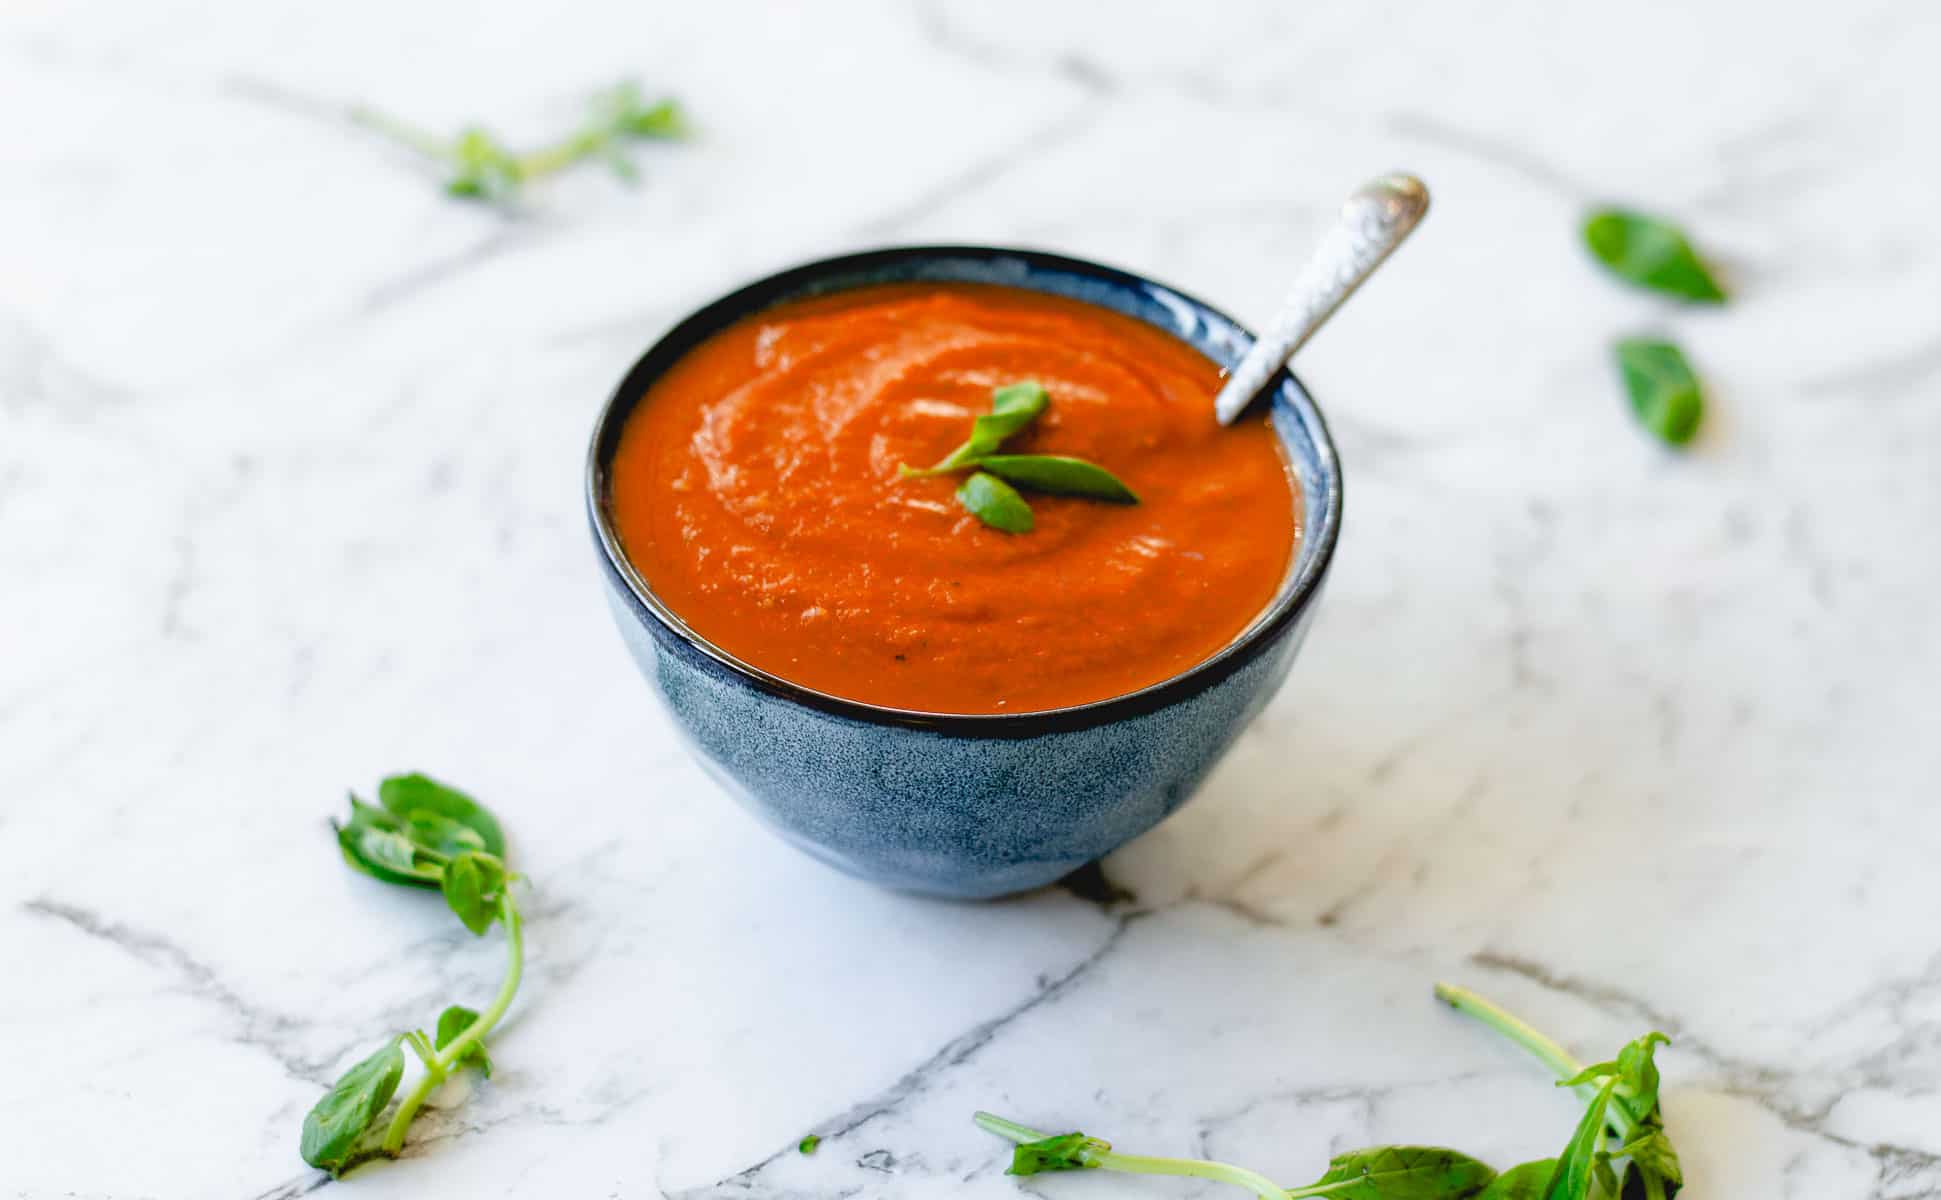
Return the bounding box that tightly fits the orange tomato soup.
[609,283,1299,714]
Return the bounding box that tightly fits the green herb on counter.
[1582,209,1727,303]
[299,1040,406,1172]
[898,381,1138,533]
[352,81,685,203]
[1613,337,1704,446]
[1435,984,1682,1200]
[798,1134,822,1155]
[977,984,1681,1200]
[1474,1159,1559,1200]
[1295,1147,1501,1199]
[302,774,525,1176]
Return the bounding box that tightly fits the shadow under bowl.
[587,246,1342,899]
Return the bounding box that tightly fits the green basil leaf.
[620,99,684,139]
[923,381,1049,471]
[1543,1078,1618,1200]
[976,455,1139,503]
[798,1134,821,1155]
[1619,1130,1681,1190]
[441,851,506,935]
[447,128,522,201]
[336,815,443,889]
[956,471,1034,533]
[1476,1161,1559,1200]
[1559,1058,1621,1089]
[403,810,489,858]
[380,774,506,858]
[1008,1132,1108,1176]
[1582,210,1726,303]
[589,83,684,140]
[1614,338,1704,446]
[1292,1145,1499,1199]
[300,1038,405,1173]
[1605,1034,1680,1195]
[1612,1033,1670,1117]
[435,1004,493,1077]
[347,795,401,833]
[990,381,1049,418]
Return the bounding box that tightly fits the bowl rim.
[586,244,1343,736]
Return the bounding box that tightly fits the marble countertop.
[5,1,1939,1196]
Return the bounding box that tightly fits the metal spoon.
[1213,173,1430,425]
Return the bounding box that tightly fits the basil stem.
[974,1113,1287,1200]
[379,891,524,1154]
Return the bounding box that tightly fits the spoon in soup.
[1213,173,1430,425]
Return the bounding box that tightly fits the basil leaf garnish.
[1583,210,1726,303]
[300,1038,405,1171]
[990,381,1050,418]
[956,471,1034,533]
[915,381,1049,473]
[1614,338,1704,446]
[977,455,1138,503]
[379,773,505,858]
[899,382,1138,530]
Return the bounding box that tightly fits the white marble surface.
[4,0,1940,1196]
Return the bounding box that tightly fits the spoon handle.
[1213,173,1430,425]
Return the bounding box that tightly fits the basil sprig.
[1582,209,1726,304]
[976,984,1682,1200]
[351,81,685,204]
[303,775,526,1176]
[899,382,1139,532]
[920,382,1051,471]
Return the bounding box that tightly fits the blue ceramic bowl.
[587,247,1342,898]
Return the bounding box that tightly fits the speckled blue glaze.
[587,247,1342,899]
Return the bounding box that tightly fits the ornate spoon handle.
[1213,173,1430,425]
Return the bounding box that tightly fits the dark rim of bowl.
[586,244,1342,736]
